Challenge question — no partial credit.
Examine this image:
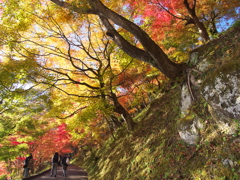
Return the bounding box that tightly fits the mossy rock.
[177,113,204,145]
[201,60,240,121]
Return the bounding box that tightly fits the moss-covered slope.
[74,22,240,180]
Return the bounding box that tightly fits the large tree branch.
[49,0,186,80]
[50,0,157,64]
[49,0,97,14]
[89,0,170,60]
[99,16,157,67]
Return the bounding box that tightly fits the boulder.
[208,105,238,135]
[201,61,240,121]
[177,113,204,145]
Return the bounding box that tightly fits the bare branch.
[56,106,87,119]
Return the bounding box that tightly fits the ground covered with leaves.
[73,22,240,180]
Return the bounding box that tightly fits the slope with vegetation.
[74,22,240,180]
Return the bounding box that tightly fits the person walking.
[61,154,70,177]
[50,152,60,177]
[23,154,34,178]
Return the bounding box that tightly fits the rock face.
[178,114,204,145]
[179,57,240,144]
[208,105,238,135]
[177,22,240,144]
[201,61,240,121]
[180,84,192,116]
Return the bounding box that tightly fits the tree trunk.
[49,0,187,80]
[110,115,123,128]
[192,17,210,41]
[184,0,210,41]
[121,112,135,132]
[111,92,136,131]
[209,14,218,36]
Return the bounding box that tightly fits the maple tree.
[1,0,239,79]
[126,0,240,56]
[128,0,210,41]
[46,0,186,80]
[0,1,189,132]
[30,122,74,166]
[0,0,184,80]
[3,9,142,131]
[0,0,236,136]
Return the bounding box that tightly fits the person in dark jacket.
[50,152,60,177]
[61,154,70,177]
[23,154,34,178]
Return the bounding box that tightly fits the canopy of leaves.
[127,0,240,61]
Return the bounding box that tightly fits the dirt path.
[24,165,88,180]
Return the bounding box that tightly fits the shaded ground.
[24,165,88,180]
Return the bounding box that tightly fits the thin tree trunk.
[111,92,136,131]
[110,115,123,128]
[105,116,116,140]
[184,0,210,41]
[121,112,135,132]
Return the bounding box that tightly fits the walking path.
[23,165,88,180]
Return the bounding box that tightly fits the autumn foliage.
[0,0,239,178]
[127,0,240,61]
